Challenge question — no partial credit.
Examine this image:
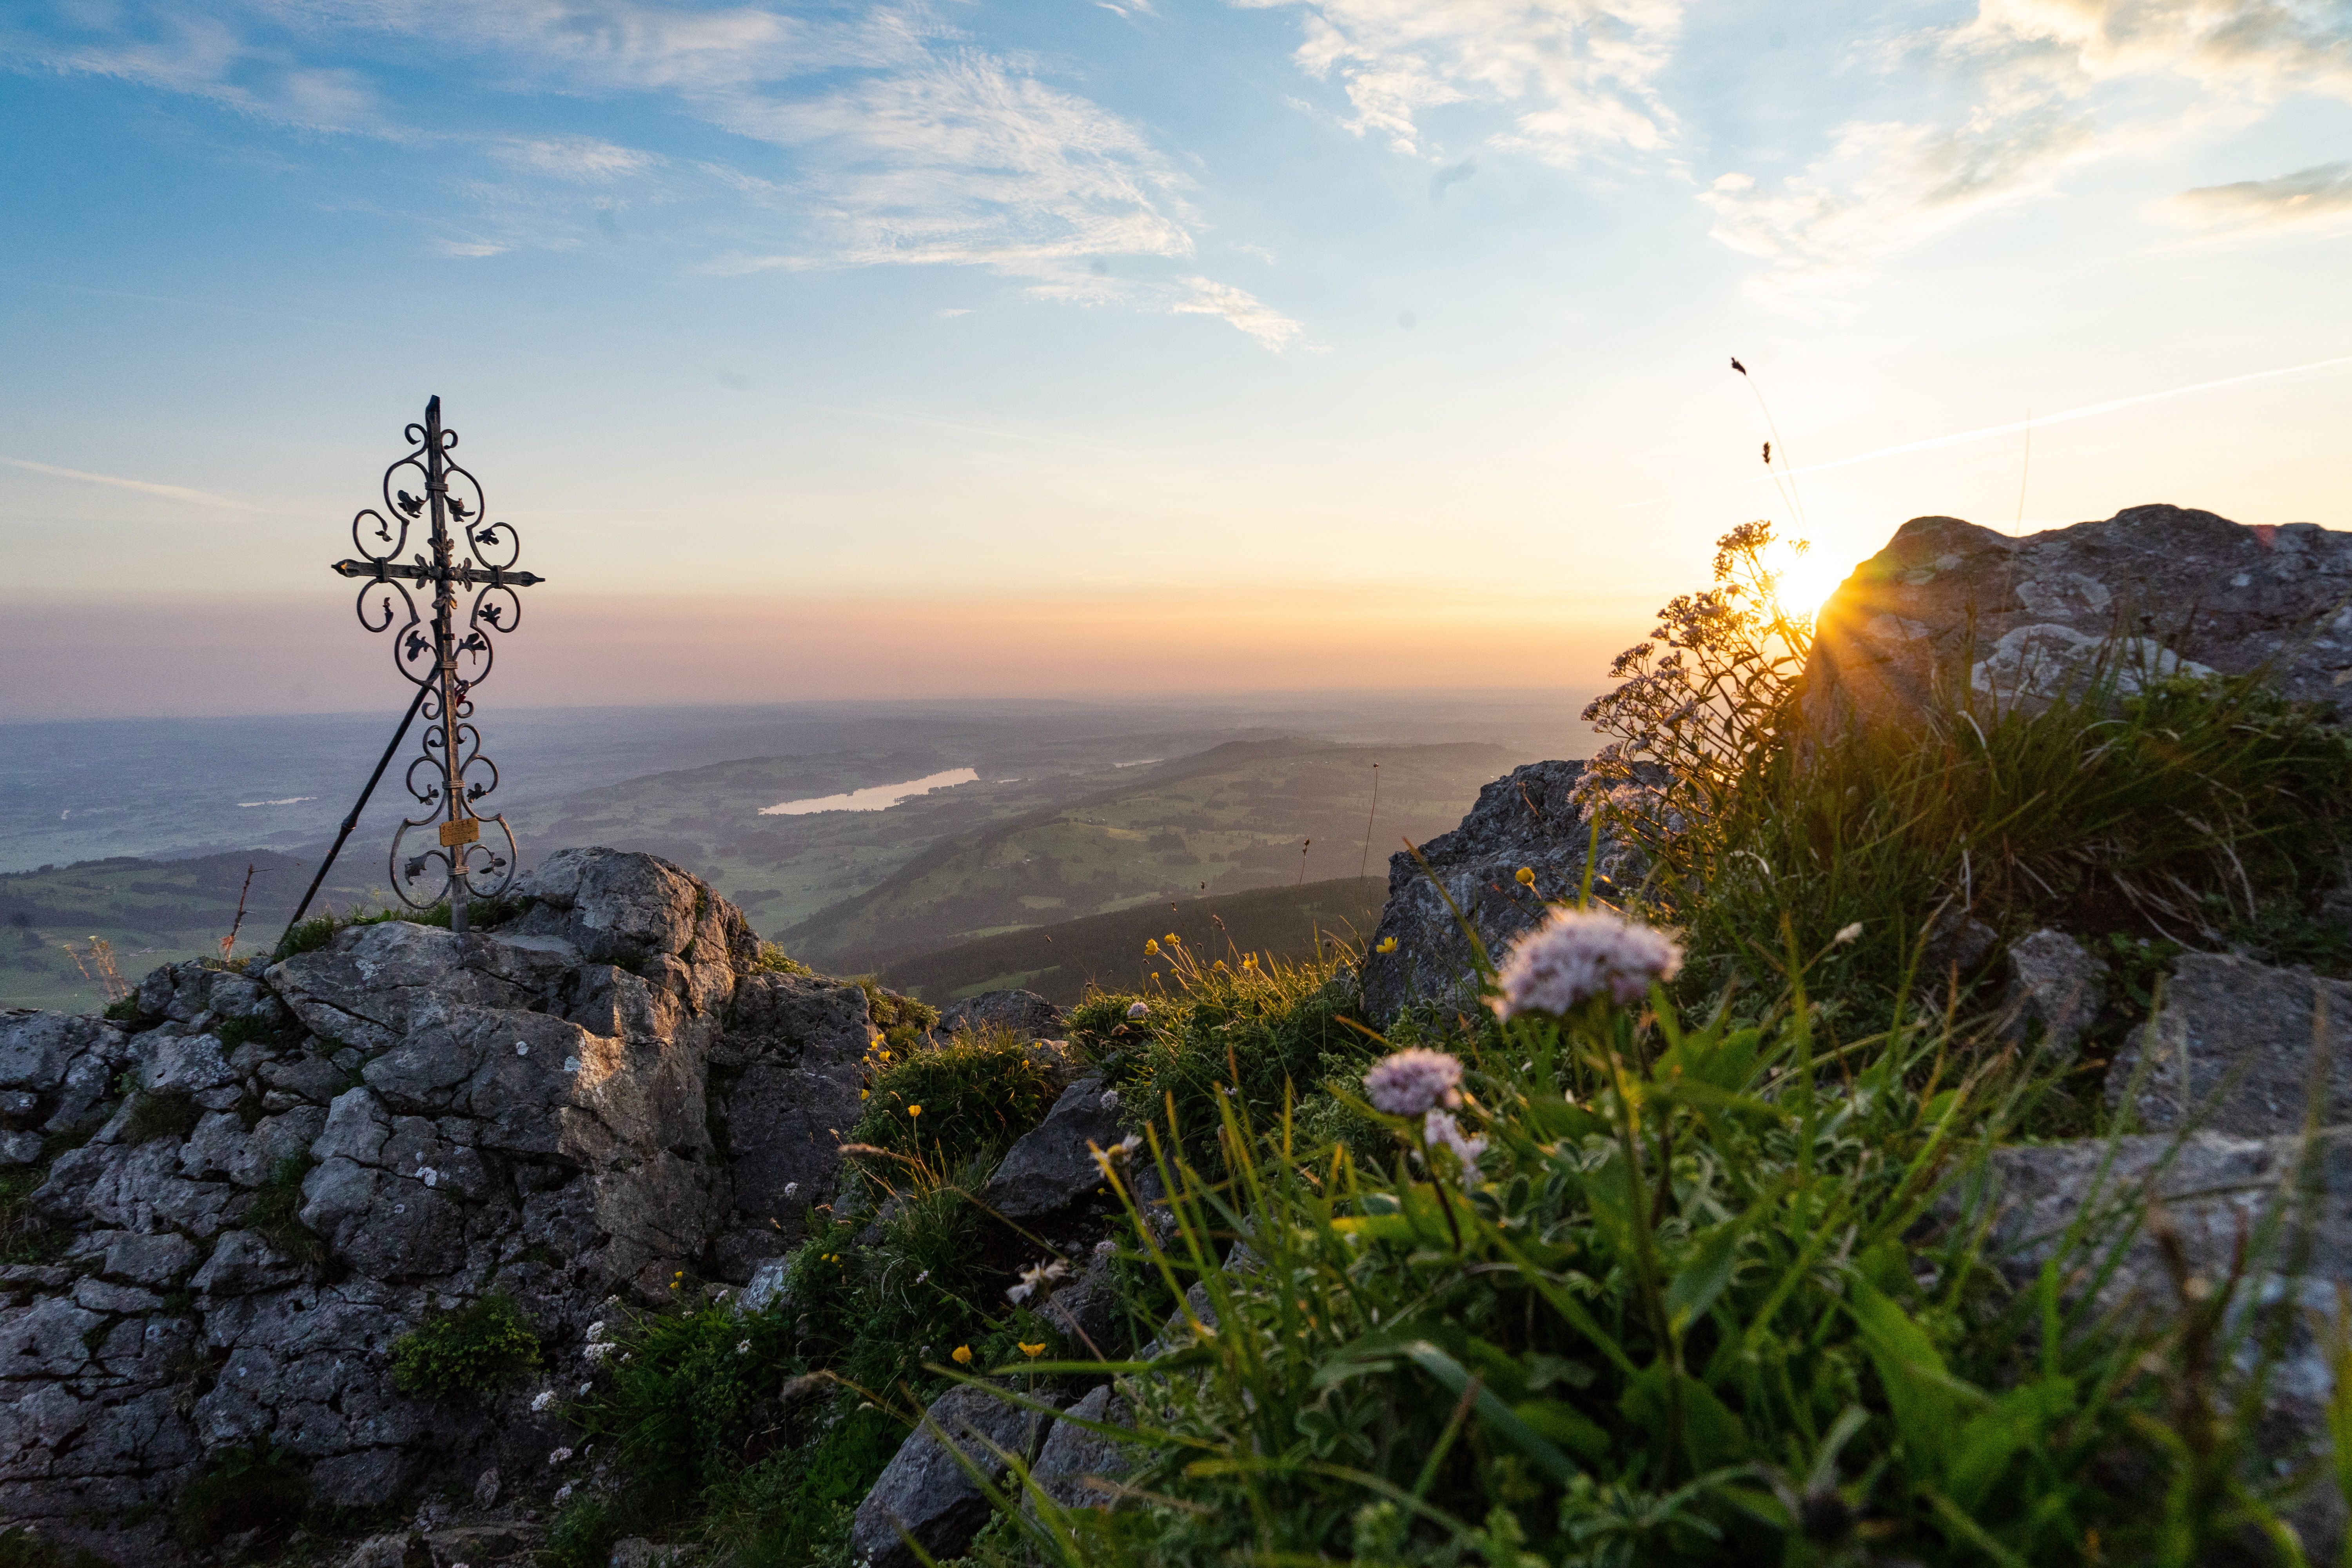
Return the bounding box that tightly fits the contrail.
[1787,352,2352,478]
[1,456,255,510]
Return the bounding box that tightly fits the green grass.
[387,1292,543,1399]
[850,1028,1062,1168]
[879,876,1386,1007]
[171,1443,310,1550]
[122,1091,201,1145]
[1647,671,2352,1029]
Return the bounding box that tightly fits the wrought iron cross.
[329,396,544,935]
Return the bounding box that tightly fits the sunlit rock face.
[0,849,878,1567]
[1360,760,1635,1021]
[1798,505,2352,742]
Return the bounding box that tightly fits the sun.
[1773,545,1850,620]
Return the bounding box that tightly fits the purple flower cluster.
[1492,906,1683,1017]
[1362,1047,1464,1117]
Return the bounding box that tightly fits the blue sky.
[4,0,2351,719]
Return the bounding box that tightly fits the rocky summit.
[0,849,889,1565]
[1801,503,2352,740]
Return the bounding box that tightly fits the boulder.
[1027,1384,1132,1513]
[1969,1127,2352,1555]
[1362,761,1632,1019]
[850,1383,1062,1568]
[2106,953,2352,1136]
[937,989,1063,1041]
[1800,506,2352,743]
[0,850,875,1567]
[980,1077,1124,1223]
[2000,930,2106,1056]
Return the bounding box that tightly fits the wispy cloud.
[1237,0,1683,164]
[494,136,663,182]
[1702,0,2352,306]
[13,0,1298,344]
[2163,159,2352,237]
[1,457,257,509]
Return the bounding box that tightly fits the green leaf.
[1400,1341,1580,1485]
[1664,1221,1745,1336]
[1619,1361,1751,1473]
[1848,1278,1960,1486]
[1511,1398,1612,1463]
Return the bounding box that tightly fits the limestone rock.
[341,1533,433,1568]
[1363,760,1631,1019]
[1027,1384,1132,1514]
[514,847,758,978]
[980,1076,1123,1223]
[1967,1127,2352,1555]
[937,989,1063,1041]
[1800,506,2352,743]
[1038,1248,1124,1357]
[2106,953,2352,1136]
[850,1383,1062,1568]
[0,849,872,1566]
[2000,930,2106,1056]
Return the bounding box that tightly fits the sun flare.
[1775,547,1850,620]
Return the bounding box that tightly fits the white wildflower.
[417,1166,438,1189]
[1099,1089,1119,1111]
[915,1270,929,1285]
[784,1181,800,1200]
[515,1041,530,1056]
[735,1339,751,1355]
[1362,1049,1463,1117]
[582,1342,618,1363]
[1126,1002,1149,1020]
[1423,1109,1488,1166]
[548,1447,573,1466]
[1833,922,1864,946]
[530,1390,555,1413]
[553,1484,574,1506]
[585,1320,609,1344]
[1007,1258,1069,1305]
[1093,1239,1116,1258]
[1088,1134,1143,1179]
[1491,907,1683,1017]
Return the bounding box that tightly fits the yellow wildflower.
[1018,1342,1046,1359]
[1144,938,1160,956]
[1165,933,1180,944]
[908,1105,922,1118]
[951,1345,973,1365]
[1516,866,1536,886]
[860,1089,869,1099]
[1376,937,1398,955]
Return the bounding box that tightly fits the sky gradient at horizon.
[4,0,2350,720]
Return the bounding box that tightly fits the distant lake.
[759,768,980,817]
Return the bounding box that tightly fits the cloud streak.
[11,0,1301,345]
[0,457,258,510]
[2165,159,2352,236]
[1782,351,2352,477]
[1240,0,1683,164]
[1702,0,2352,305]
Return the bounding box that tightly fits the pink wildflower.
[1362,1048,1463,1116]
[1492,907,1682,1016]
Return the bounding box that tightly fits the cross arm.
[332,559,547,588]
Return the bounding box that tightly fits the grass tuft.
[387,1292,542,1399]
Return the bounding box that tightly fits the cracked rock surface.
[0,849,880,1566]
[1799,505,2352,743]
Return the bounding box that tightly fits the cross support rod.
[272,665,438,958]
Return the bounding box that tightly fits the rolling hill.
[877,875,1386,1006]
[780,740,1515,973]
